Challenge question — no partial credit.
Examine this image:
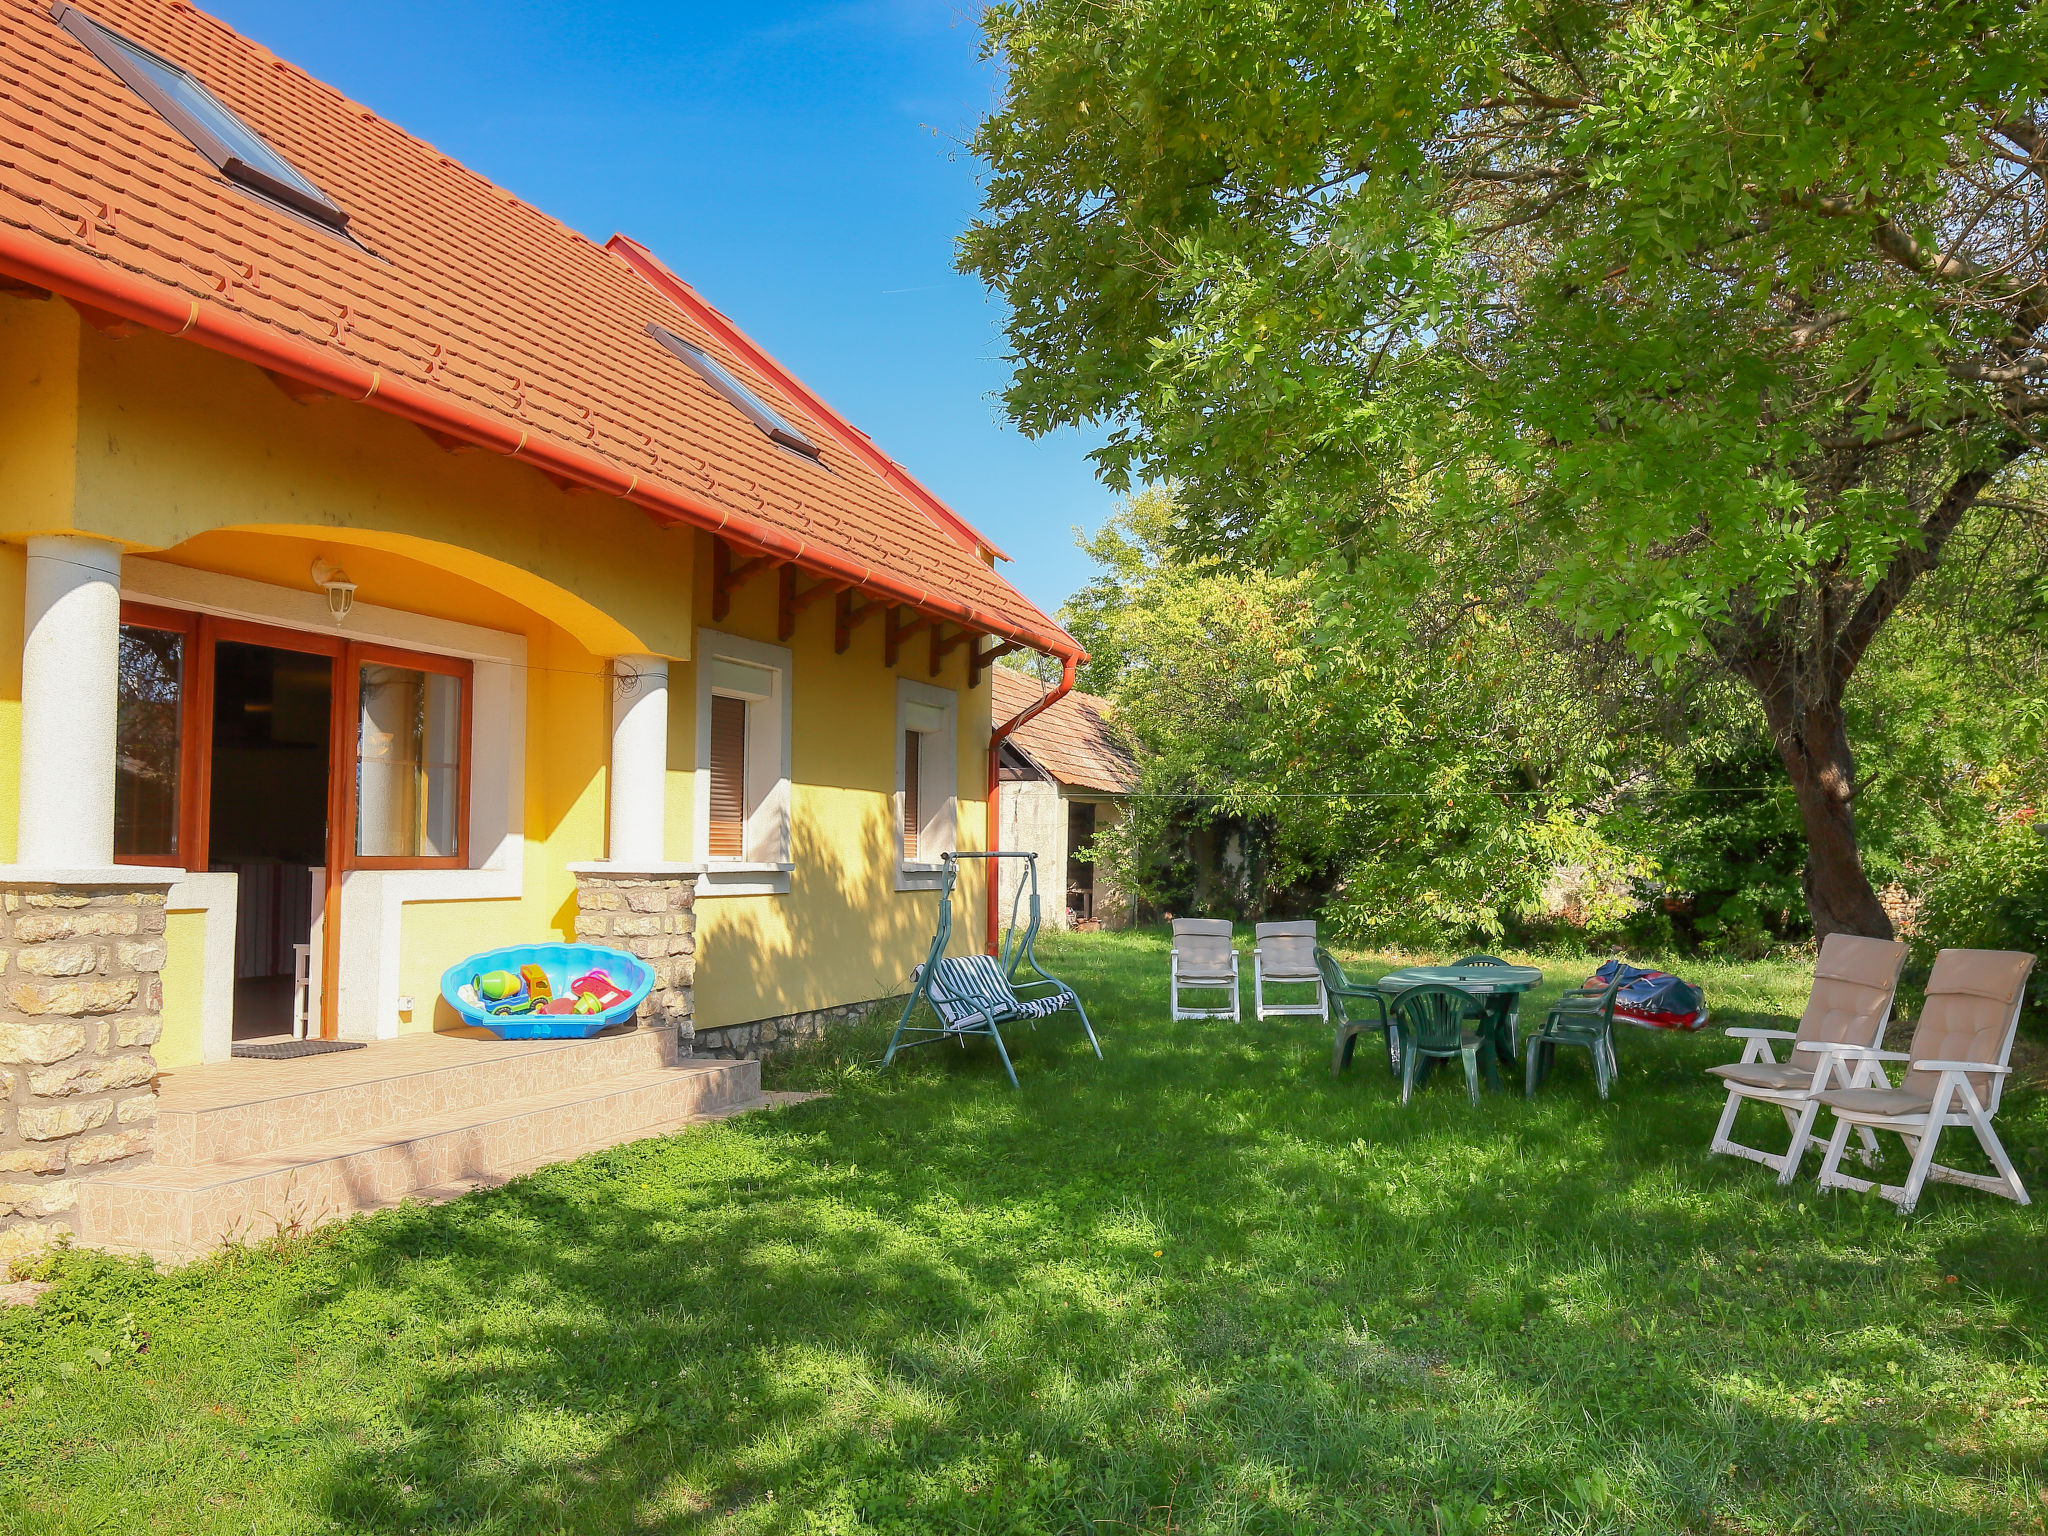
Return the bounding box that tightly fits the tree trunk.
[1705,459,2022,943]
[1754,683,1894,943]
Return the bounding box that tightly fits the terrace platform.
[75,1025,772,1262]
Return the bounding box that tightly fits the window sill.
[697,862,794,898]
[6,865,187,885]
[895,862,950,893]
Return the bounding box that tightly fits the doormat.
[232,1039,368,1059]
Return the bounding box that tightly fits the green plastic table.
[1375,963,1544,1091]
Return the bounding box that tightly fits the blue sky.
[202,0,1115,617]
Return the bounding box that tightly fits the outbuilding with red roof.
[991,665,1139,931]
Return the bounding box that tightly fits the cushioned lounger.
[1705,932,1908,1183]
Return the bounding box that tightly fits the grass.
[3,929,2046,1534]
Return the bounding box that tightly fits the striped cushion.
[925,959,999,1031]
[927,954,1074,1028]
[963,954,1076,1019]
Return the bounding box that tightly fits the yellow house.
[0,0,1080,1261]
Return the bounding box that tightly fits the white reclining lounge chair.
[1253,920,1327,1022]
[1171,918,1239,1021]
[1814,947,2036,1214]
[1706,932,1907,1183]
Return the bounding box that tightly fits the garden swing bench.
[882,851,1101,1088]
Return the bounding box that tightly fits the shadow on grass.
[6,929,2046,1533]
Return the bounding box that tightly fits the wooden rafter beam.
[929,624,974,678]
[834,587,882,654]
[712,537,780,623]
[418,426,482,454]
[67,299,142,337]
[264,368,336,404]
[884,605,933,669]
[969,639,1025,690]
[778,566,841,642]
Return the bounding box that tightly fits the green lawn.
[4,930,2046,1534]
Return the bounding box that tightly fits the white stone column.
[608,654,669,866]
[19,535,122,870]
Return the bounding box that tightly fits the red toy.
[570,970,630,1010]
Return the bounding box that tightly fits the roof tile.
[0,0,1069,649]
[993,667,1138,796]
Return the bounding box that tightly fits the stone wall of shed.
[997,778,1067,931]
[0,883,166,1268]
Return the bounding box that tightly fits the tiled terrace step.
[156,1026,681,1165]
[77,1056,762,1261]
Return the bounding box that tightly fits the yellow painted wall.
[0,542,23,866]
[0,292,998,1045]
[158,909,207,1069]
[0,296,79,539]
[149,528,621,1038]
[0,294,71,863]
[69,323,697,661]
[679,530,993,1028]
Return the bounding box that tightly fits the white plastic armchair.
[1813,947,2035,1214]
[1171,919,1240,1022]
[1253,920,1327,1022]
[1705,933,1907,1183]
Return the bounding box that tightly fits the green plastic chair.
[1391,983,1486,1105]
[1319,947,1398,1079]
[1525,976,1622,1099]
[1451,954,1522,1056]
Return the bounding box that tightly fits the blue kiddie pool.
[439,943,655,1039]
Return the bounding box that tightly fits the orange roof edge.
[606,234,1015,566]
[0,222,1079,660]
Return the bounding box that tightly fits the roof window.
[648,324,821,459]
[54,4,350,233]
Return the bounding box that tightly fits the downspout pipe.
[985,653,1078,955]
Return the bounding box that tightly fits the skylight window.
[648,324,821,459]
[55,4,350,233]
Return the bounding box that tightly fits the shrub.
[1912,815,2048,1014]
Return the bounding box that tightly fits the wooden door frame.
[111,601,204,869]
[115,609,474,1041]
[328,642,474,1039]
[341,642,474,873]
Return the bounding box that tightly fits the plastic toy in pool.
[440,944,655,1038]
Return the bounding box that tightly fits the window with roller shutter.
[896,679,957,890]
[708,693,747,859]
[902,728,923,860]
[694,631,793,895]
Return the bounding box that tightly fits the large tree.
[962,0,2048,938]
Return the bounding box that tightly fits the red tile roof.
[991,666,1137,795]
[608,237,1014,569]
[0,0,1074,656]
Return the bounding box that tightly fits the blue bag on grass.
[1586,959,1708,1031]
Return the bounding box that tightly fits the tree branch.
[1835,450,2027,682]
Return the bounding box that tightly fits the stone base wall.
[571,871,695,1053]
[693,994,906,1062]
[0,883,167,1269]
